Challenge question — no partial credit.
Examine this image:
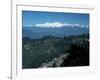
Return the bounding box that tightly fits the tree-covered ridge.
[22,33,89,69]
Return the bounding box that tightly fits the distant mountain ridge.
[22,26,89,39]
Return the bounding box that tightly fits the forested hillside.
[22,34,89,69]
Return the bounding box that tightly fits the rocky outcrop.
[40,42,89,68]
[40,53,69,68]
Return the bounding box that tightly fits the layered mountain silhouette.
[22,26,89,39]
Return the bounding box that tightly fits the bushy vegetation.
[22,34,89,69]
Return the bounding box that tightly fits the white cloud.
[34,22,88,28]
[35,22,64,28]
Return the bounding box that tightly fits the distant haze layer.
[22,25,89,39]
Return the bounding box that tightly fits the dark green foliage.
[22,33,89,69]
[60,42,89,67]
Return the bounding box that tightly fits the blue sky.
[22,10,89,28]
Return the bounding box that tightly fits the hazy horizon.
[22,11,89,39]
